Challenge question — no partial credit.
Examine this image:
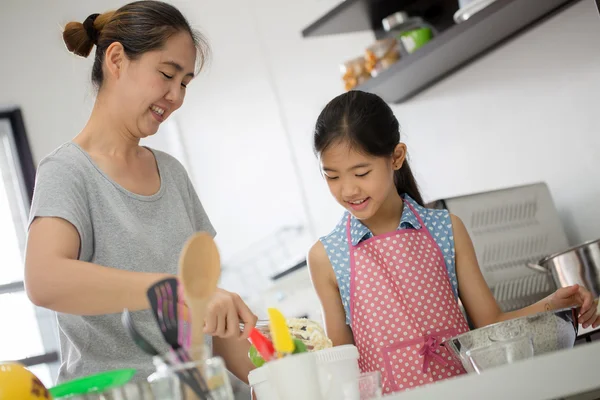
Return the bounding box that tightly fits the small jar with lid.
[381,11,435,54]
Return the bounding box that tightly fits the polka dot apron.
[347,201,470,395]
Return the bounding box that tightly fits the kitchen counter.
[386,340,600,400]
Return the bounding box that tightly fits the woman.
[24,1,256,384]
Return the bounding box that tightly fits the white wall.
[390,1,600,245]
[0,0,314,267]
[254,0,600,245]
[2,0,599,262]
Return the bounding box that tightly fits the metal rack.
[441,182,569,311]
[219,225,312,300]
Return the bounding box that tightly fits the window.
[0,108,59,387]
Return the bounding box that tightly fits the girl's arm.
[212,335,255,384]
[307,241,354,346]
[452,214,599,329]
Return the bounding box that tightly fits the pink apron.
[348,201,469,394]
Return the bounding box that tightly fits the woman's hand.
[548,285,600,329]
[204,288,258,339]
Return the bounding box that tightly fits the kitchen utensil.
[0,362,52,400]
[149,348,234,400]
[121,309,206,399]
[526,238,600,299]
[147,277,180,347]
[122,308,160,357]
[267,308,294,356]
[179,232,221,360]
[249,328,275,362]
[146,279,207,396]
[179,232,221,399]
[145,279,207,398]
[444,307,578,373]
[465,333,534,374]
[48,369,136,398]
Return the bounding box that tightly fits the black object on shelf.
[303,0,580,104]
[356,0,581,103]
[302,0,457,39]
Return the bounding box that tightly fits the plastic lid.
[48,369,136,398]
[382,12,410,31]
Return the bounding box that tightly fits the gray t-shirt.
[28,142,216,383]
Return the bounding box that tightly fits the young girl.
[307,90,599,395]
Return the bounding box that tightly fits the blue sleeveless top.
[319,195,458,325]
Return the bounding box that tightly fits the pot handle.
[526,263,550,274]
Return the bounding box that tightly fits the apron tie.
[418,336,448,374]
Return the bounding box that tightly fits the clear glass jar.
[147,346,234,400]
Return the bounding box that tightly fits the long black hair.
[313,90,424,206]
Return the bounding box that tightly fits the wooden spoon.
[179,232,221,364]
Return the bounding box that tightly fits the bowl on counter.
[249,345,359,400]
[443,307,578,373]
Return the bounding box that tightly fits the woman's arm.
[453,214,599,328]
[27,216,264,336]
[25,216,171,315]
[307,241,354,346]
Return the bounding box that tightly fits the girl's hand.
[548,285,600,329]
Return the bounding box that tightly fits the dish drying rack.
[219,225,311,301]
[431,182,569,312]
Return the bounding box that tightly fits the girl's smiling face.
[320,140,406,220]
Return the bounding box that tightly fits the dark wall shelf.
[301,0,458,38]
[302,0,581,104]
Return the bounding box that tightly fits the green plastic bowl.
[49,369,136,398]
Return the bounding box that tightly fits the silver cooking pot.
[527,238,600,298]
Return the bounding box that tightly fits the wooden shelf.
[302,0,581,103]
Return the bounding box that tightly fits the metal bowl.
[443,307,578,373]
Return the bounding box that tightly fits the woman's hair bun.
[63,12,106,58]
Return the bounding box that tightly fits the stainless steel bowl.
[443,307,578,373]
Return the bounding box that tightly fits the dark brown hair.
[313,90,424,206]
[62,0,209,88]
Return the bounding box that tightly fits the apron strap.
[403,199,427,230]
